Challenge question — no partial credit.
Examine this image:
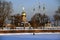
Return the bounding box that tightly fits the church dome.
[22,11,26,16]
[21,7,26,16]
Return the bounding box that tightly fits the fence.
[0,27,60,31]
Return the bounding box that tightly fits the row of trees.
[30,6,60,28]
[8,13,49,28]
[0,0,60,27]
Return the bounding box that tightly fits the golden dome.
[21,7,26,16]
[22,12,26,16]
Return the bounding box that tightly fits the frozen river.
[0,33,60,40]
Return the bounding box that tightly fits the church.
[19,7,31,27]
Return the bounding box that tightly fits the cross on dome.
[22,7,25,11]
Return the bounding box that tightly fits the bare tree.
[42,14,49,26]
[54,6,60,26]
[0,0,13,27]
[14,14,21,26]
[30,13,49,28]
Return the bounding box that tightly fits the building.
[45,21,51,27]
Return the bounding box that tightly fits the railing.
[0,27,60,31]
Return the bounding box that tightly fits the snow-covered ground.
[0,33,60,40]
[0,32,60,35]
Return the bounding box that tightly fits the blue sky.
[6,0,60,20]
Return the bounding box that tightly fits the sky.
[6,0,60,21]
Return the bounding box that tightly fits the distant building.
[45,21,51,27]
